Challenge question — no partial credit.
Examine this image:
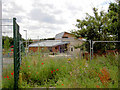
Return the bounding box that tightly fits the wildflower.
[11,73,13,75]
[20,67,22,70]
[62,66,64,67]
[7,75,9,78]
[51,71,53,74]
[68,61,71,63]
[4,76,6,78]
[102,68,110,80]
[41,63,44,65]
[54,70,55,72]
[62,84,64,85]
[85,63,88,67]
[28,66,30,67]
[96,85,100,88]
[12,72,14,76]
[8,79,10,80]
[57,69,59,71]
[11,45,14,48]
[68,58,71,61]
[98,67,111,87]
[36,72,38,74]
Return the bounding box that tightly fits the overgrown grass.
[2,64,14,88]
[2,52,119,88]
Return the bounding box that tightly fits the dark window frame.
[55,47,57,50]
[71,48,73,51]
[62,36,68,38]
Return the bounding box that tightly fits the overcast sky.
[2,0,115,39]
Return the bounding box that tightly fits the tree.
[28,38,33,45]
[108,2,120,51]
[4,36,10,52]
[118,1,120,51]
[71,3,118,53]
[2,36,14,48]
[108,3,118,39]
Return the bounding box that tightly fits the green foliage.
[71,3,119,52]
[2,36,26,48]
[2,50,118,88]
[28,38,33,45]
[2,64,14,88]
[2,36,13,47]
[19,53,72,88]
[17,53,119,88]
[4,37,10,51]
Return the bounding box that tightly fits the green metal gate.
[13,18,24,89]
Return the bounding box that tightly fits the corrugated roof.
[55,32,65,39]
[28,40,70,47]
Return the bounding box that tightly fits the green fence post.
[13,18,18,89]
[13,17,23,89]
[13,18,21,89]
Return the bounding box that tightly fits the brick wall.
[29,46,60,53]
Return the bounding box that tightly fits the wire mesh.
[2,19,14,88]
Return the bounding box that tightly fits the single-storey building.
[28,32,86,54]
[28,40,69,53]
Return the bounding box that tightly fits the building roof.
[55,32,65,39]
[28,40,70,47]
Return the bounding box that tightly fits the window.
[64,44,67,51]
[62,37,68,38]
[65,44,67,48]
[71,48,73,51]
[55,47,57,50]
[48,47,52,52]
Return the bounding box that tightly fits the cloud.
[29,7,67,24]
[2,1,26,23]
[2,0,116,39]
[3,1,24,14]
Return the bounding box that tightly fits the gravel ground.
[49,53,72,57]
[3,58,13,68]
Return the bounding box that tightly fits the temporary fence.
[91,40,120,60]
